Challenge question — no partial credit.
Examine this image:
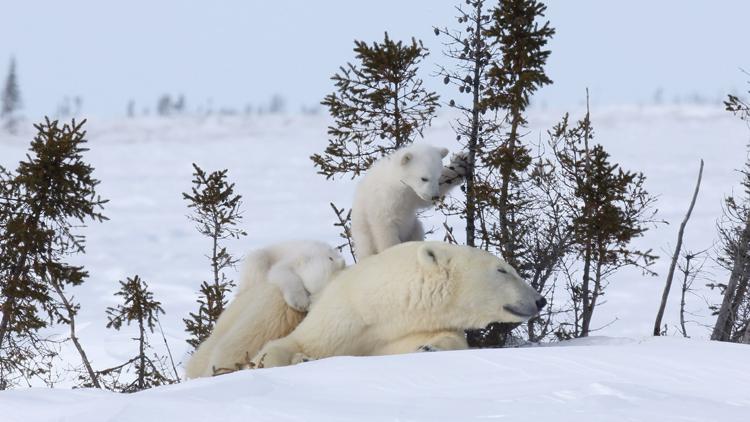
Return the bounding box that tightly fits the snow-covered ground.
[1,337,749,421]
[1,105,749,419]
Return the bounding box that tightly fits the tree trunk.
[580,243,593,337]
[498,116,520,263]
[464,1,483,247]
[711,220,750,341]
[50,277,101,388]
[654,159,703,335]
[0,299,13,351]
[727,269,750,340]
[742,320,750,344]
[679,255,692,338]
[579,93,594,338]
[138,310,146,390]
[393,81,403,148]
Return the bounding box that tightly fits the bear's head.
[297,246,346,295]
[416,242,546,328]
[397,144,449,202]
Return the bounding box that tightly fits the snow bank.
[1,337,748,421]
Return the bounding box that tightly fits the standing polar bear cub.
[184,240,345,379]
[251,241,545,368]
[352,144,467,260]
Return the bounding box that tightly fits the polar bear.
[250,241,545,368]
[351,143,467,260]
[184,240,345,378]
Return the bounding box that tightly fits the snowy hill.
[1,105,749,418]
[1,337,748,422]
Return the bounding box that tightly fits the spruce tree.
[0,118,107,388]
[436,0,557,346]
[102,275,175,392]
[551,107,656,338]
[1,57,22,134]
[312,32,440,178]
[434,0,500,248]
[480,0,554,267]
[711,88,750,343]
[183,164,246,349]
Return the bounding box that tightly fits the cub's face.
[296,247,346,295]
[417,243,545,328]
[399,147,449,202]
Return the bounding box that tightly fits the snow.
[1,105,750,419]
[1,337,749,421]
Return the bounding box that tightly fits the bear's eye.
[328,257,334,261]
[497,268,508,274]
[421,177,429,182]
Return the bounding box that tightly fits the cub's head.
[297,245,346,295]
[416,242,546,328]
[397,144,449,202]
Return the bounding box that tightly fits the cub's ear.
[417,243,451,271]
[439,148,449,158]
[401,152,413,166]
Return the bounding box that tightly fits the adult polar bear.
[185,240,345,378]
[352,143,467,260]
[250,241,546,368]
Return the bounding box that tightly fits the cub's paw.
[283,290,311,312]
[291,352,314,364]
[447,152,469,176]
[417,345,441,353]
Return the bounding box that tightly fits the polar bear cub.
[250,241,546,369]
[351,143,467,260]
[184,240,345,378]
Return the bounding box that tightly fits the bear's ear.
[439,148,449,158]
[417,244,451,272]
[401,152,412,166]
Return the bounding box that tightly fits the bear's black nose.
[431,195,440,201]
[536,297,547,310]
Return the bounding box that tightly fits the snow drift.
[1,337,748,422]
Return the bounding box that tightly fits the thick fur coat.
[184,240,344,378]
[351,144,467,260]
[250,241,545,368]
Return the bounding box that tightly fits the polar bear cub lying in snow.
[352,143,467,260]
[184,240,345,378]
[250,241,546,368]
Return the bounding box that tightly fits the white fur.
[184,240,345,378]
[250,241,544,369]
[351,144,467,260]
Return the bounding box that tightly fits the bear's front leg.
[250,336,302,369]
[370,222,404,255]
[373,330,468,355]
[407,219,425,242]
[416,331,469,353]
[291,352,314,365]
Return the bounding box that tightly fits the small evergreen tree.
[479,0,554,269]
[102,275,175,392]
[156,94,173,117]
[436,0,557,346]
[711,87,750,343]
[1,57,22,134]
[183,164,246,349]
[552,107,656,338]
[312,32,440,179]
[126,100,135,118]
[725,93,749,121]
[0,118,107,388]
[434,0,500,248]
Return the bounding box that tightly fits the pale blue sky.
[1,0,748,118]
